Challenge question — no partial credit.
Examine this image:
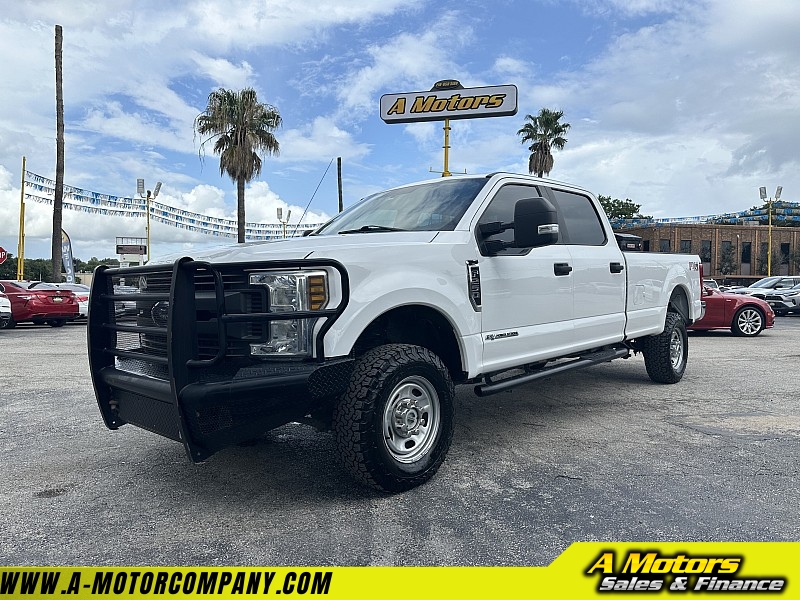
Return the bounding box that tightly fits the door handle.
[554,263,572,276]
[610,262,625,273]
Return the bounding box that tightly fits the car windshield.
[313,177,488,236]
[749,277,781,288]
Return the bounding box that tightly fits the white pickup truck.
[88,173,703,492]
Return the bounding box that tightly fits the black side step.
[474,347,629,397]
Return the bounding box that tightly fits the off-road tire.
[642,311,688,384]
[333,344,455,493]
[731,306,765,337]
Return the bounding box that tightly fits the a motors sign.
[380,83,518,124]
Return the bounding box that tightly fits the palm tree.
[194,88,281,243]
[516,108,570,178]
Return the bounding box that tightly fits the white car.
[728,276,800,299]
[55,283,90,319]
[0,292,11,328]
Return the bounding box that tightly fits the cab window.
[476,184,544,256]
[548,188,607,246]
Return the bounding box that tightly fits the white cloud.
[189,53,255,89]
[186,0,423,50]
[334,13,476,117]
[278,117,371,163]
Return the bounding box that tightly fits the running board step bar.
[474,347,630,397]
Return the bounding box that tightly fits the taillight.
[77,295,88,302]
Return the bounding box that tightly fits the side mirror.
[513,197,559,248]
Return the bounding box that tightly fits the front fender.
[322,267,481,373]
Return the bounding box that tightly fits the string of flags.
[23,170,326,240]
[610,202,800,229]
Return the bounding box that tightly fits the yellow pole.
[767,197,772,276]
[442,119,451,177]
[17,156,26,280]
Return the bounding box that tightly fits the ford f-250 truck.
[88,172,703,492]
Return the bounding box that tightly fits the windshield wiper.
[338,225,407,234]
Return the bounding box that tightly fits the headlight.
[248,270,328,357]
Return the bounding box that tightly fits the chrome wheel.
[669,328,684,371]
[734,307,763,336]
[382,375,441,464]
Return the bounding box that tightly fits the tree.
[194,88,281,243]
[516,108,570,177]
[717,244,736,276]
[597,195,652,219]
[756,246,781,276]
[791,249,800,274]
[51,24,65,282]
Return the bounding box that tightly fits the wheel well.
[668,286,689,323]
[353,305,465,382]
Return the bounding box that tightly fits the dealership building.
[612,202,800,285]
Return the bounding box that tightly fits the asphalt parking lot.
[1,317,799,566]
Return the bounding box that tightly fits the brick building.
[619,223,800,285]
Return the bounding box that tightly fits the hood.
[147,231,439,265]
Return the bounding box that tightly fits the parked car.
[764,283,800,316]
[0,292,11,328]
[727,276,800,299]
[703,278,719,290]
[51,282,91,319]
[0,280,79,328]
[689,286,774,336]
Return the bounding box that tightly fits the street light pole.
[138,179,161,263]
[277,207,291,239]
[761,185,782,276]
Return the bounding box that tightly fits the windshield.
[749,277,781,288]
[314,177,488,235]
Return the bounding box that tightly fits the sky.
[0,0,798,262]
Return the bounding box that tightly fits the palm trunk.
[237,176,246,243]
[51,24,64,282]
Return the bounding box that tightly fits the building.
[619,223,800,285]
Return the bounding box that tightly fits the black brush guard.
[87,257,352,462]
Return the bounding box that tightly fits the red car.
[0,280,79,328]
[689,286,774,337]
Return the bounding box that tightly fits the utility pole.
[51,24,65,283]
[337,157,343,213]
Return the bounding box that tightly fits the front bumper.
[766,298,799,313]
[88,257,351,462]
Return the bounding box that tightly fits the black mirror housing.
[514,197,559,248]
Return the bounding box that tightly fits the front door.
[475,183,575,373]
